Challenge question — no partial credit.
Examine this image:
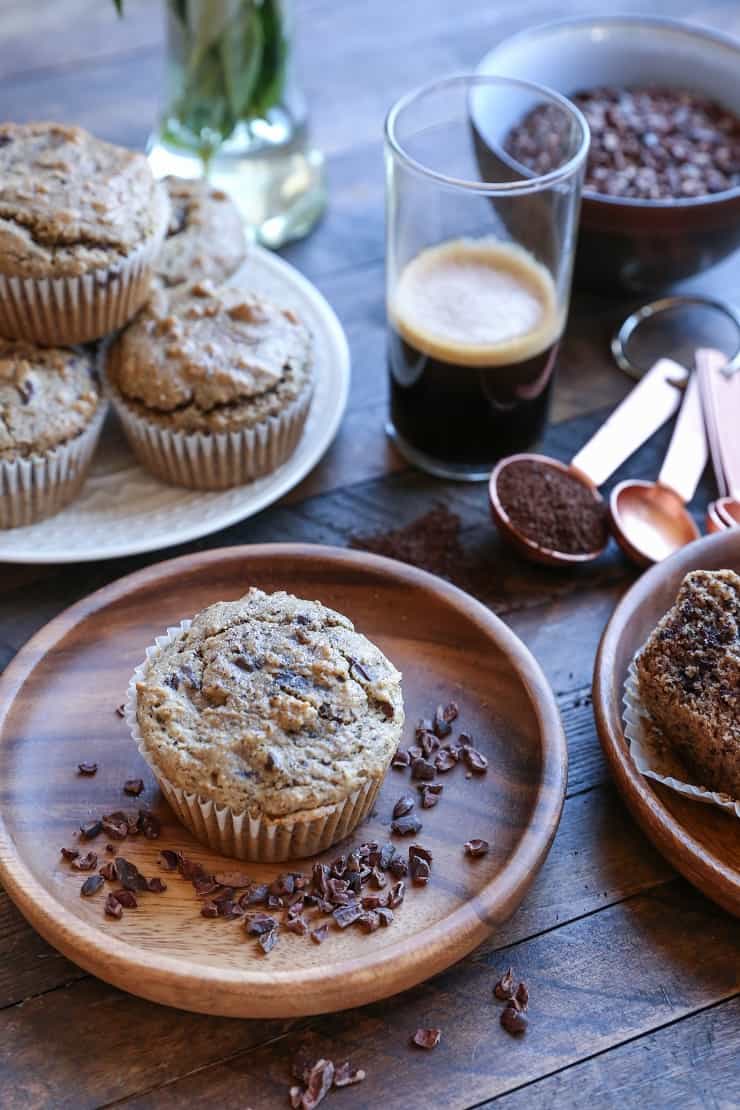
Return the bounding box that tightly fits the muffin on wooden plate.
[156,176,247,288]
[636,569,740,797]
[0,338,105,527]
[105,279,313,489]
[0,122,169,345]
[126,588,404,861]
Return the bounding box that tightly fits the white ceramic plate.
[0,247,350,564]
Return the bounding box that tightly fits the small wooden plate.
[594,529,740,917]
[0,545,566,1018]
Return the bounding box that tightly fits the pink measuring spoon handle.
[656,370,707,503]
[570,358,686,488]
[697,347,740,498]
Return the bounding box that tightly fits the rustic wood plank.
[0,892,85,1010]
[112,882,740,1109]
[479,996,740,1109]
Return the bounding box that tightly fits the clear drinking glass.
[384,75,589,480]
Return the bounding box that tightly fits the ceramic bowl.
[477,16,740,293]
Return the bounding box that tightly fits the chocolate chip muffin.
[156,177,247,288]
[636,569,740,797]
[129,589,404,860]
[0,122,169,345]
[0,338,105,527]
[106,279,313,489]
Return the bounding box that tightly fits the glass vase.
[147,0,326,249]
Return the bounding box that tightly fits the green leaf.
[112,0,124,15]
[250,0,286,116]
[169,0,188,23]
[187,0,244,68]
[220,4,264,121]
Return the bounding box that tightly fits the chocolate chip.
[391,814,422,836]
[123,779,144,797]
[464,838,489,858]
[392,792,416,819]
[411,1027,441,1049]
[77,762,98,776]
[494,967,516,1001]
[348,657,371,683]
[16,379,34,405]
[80,874,104,897]
[501,1001,528,1035]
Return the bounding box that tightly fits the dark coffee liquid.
[388,239,561,471]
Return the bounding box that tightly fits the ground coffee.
[496,458,609,555]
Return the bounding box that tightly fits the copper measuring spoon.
[609,368,706,567]
[697,347,740,533]
[489,358,686,565]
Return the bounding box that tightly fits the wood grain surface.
[0,0,739,1106]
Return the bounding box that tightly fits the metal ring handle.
[612,295,740,380]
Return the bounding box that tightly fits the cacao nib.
[435,749,457,773]
[115,704,125,718]
[312,863,330,898]
[137,809,161,839]
[146,877,167,893]
[392,749,411,769]
[501,1001,528,1035]
[123,779,145,797]
[369,867,386,890]
[392,792,416,819]
[245,914,277,936]
[358,911,380,933]
[388,855,408,878]
[80,874,104,897]
[377,907,394,927]
[104,893,123,918]
[302,1059,334,1109]
[433,703,457,737]
[464,838,489,858]
[60,847,79,861]
[285,915,309,936]
[463,747,488,774]
[193,876,220,897]
[515,981,529,1010]
[178,855,207,881]
[411,1027,441,1049]
[214,871,252,888]
[270,873,295,896]
[333,1061,366,1087]
[410,757,436,782]
[419,731,440,757]
[242,883,269,906]
[113,857,148,892]
[105,843,116,853]
[409,844,433,865]
[378,843,396,870]
[333,903,363,929]
[388,881,405,908]
[101,816,128,840]
[409,857,430,886]
[311,924,329,944]
[99,861,116,881]
[391,814,422,836]
[458,732,473,747]
[494,968,516,1001]
[330,854,347,878]
[77,762,98,776]
[112,889,138,909]
[80,820,102,840]
[406,746,423,761]
[73,851,98,871]
[201,902,219,918]
[420,783,443,808]
[158,849,180,871]
[361,894,387,911]
[259,927,279,954]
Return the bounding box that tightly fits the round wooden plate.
[0,544,566,1018]
[594,529,740,917]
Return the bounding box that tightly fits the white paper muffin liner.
[624,655,740,818]
[109,381,313,491]
[0,196,168,346]
[0,400,107,528]
[124,620,386,861]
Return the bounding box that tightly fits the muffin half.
[127,589,404,861]
[156,176,247,288]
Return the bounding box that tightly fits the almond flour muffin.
[0,122,169,345]
[156,177,247,288]
[0,338,105,527]
[636,569,740,797]
[106,279,313,489]
[128,589,404,861]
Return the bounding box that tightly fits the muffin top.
[107,280,312,434]
[156,176,247,288]
[0,122,168,278]
[0,339,101,460]
[136,589,404,818]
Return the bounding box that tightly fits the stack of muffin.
[0,122,314,529]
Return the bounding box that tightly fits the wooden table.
[1,2,739,1106]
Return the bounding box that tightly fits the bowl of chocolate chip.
[477,17,740,292]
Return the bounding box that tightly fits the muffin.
[636,569,740,797]
[156,176,247,288]
[0,122,169,345]
[0,338,106,527]
[127,589,404,861]
[106,279,313,489]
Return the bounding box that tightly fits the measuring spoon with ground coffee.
[489,359,686,566]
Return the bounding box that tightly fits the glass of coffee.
[384,75,589,480]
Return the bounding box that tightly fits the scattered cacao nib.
[214,871,252,888]
[146,877,167,894]
[106,843,116,854]
[388,855,408,878]
[201,902,219,918]
[392,749,411,769]
[515,981,529,1010]
[60,847,79,861]
[115,704,125,718]
[464,839,490,858]
[411,1027,441,1049]
[432,708,451,739]
[434,749,457,773]
[73,852,98,871]
[332,903,363,929]
[177,855,207,881]
[99,861,116,881]
[270,873,296,897]
[193,875,220,897]
[358,911,381,933]
[501,1001,528,1035]
[158,849,180,871]
[463,748,488,774]
[101,815,128,840]
[123,779,145,797]
[494,968,516,1001]
[327,877,350,905]
[378,843,396,870]
[458,732,473,747]
[312,863,330,897]
[290,1086,303,1109]
[242,883,269,906]
[361,894,387,911]
[80,874,104,897]
[104,893,123,919]
[259,927,279,954]
[137,809,161,839]
[377,907,394,927]
[77,762,98,776]
[419,783,443,808]
[330,854,348,879]
[245,913,277,936]
[409,857,431,886]
[285,915,309,936]
[311,924,329,945]
[369,867,386,890]
[406,745,423,762]
[392,792,416,819]
[302,1059,334,1109]
[388,881,405,908]
[80,820,102,840]
[112,889,138,909]
[410,757,436,782]
[391,814,422,836]
[114,856,148,892]
[333,1061,366,1087]
[409,844,433,865]
[419,731,440,757]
